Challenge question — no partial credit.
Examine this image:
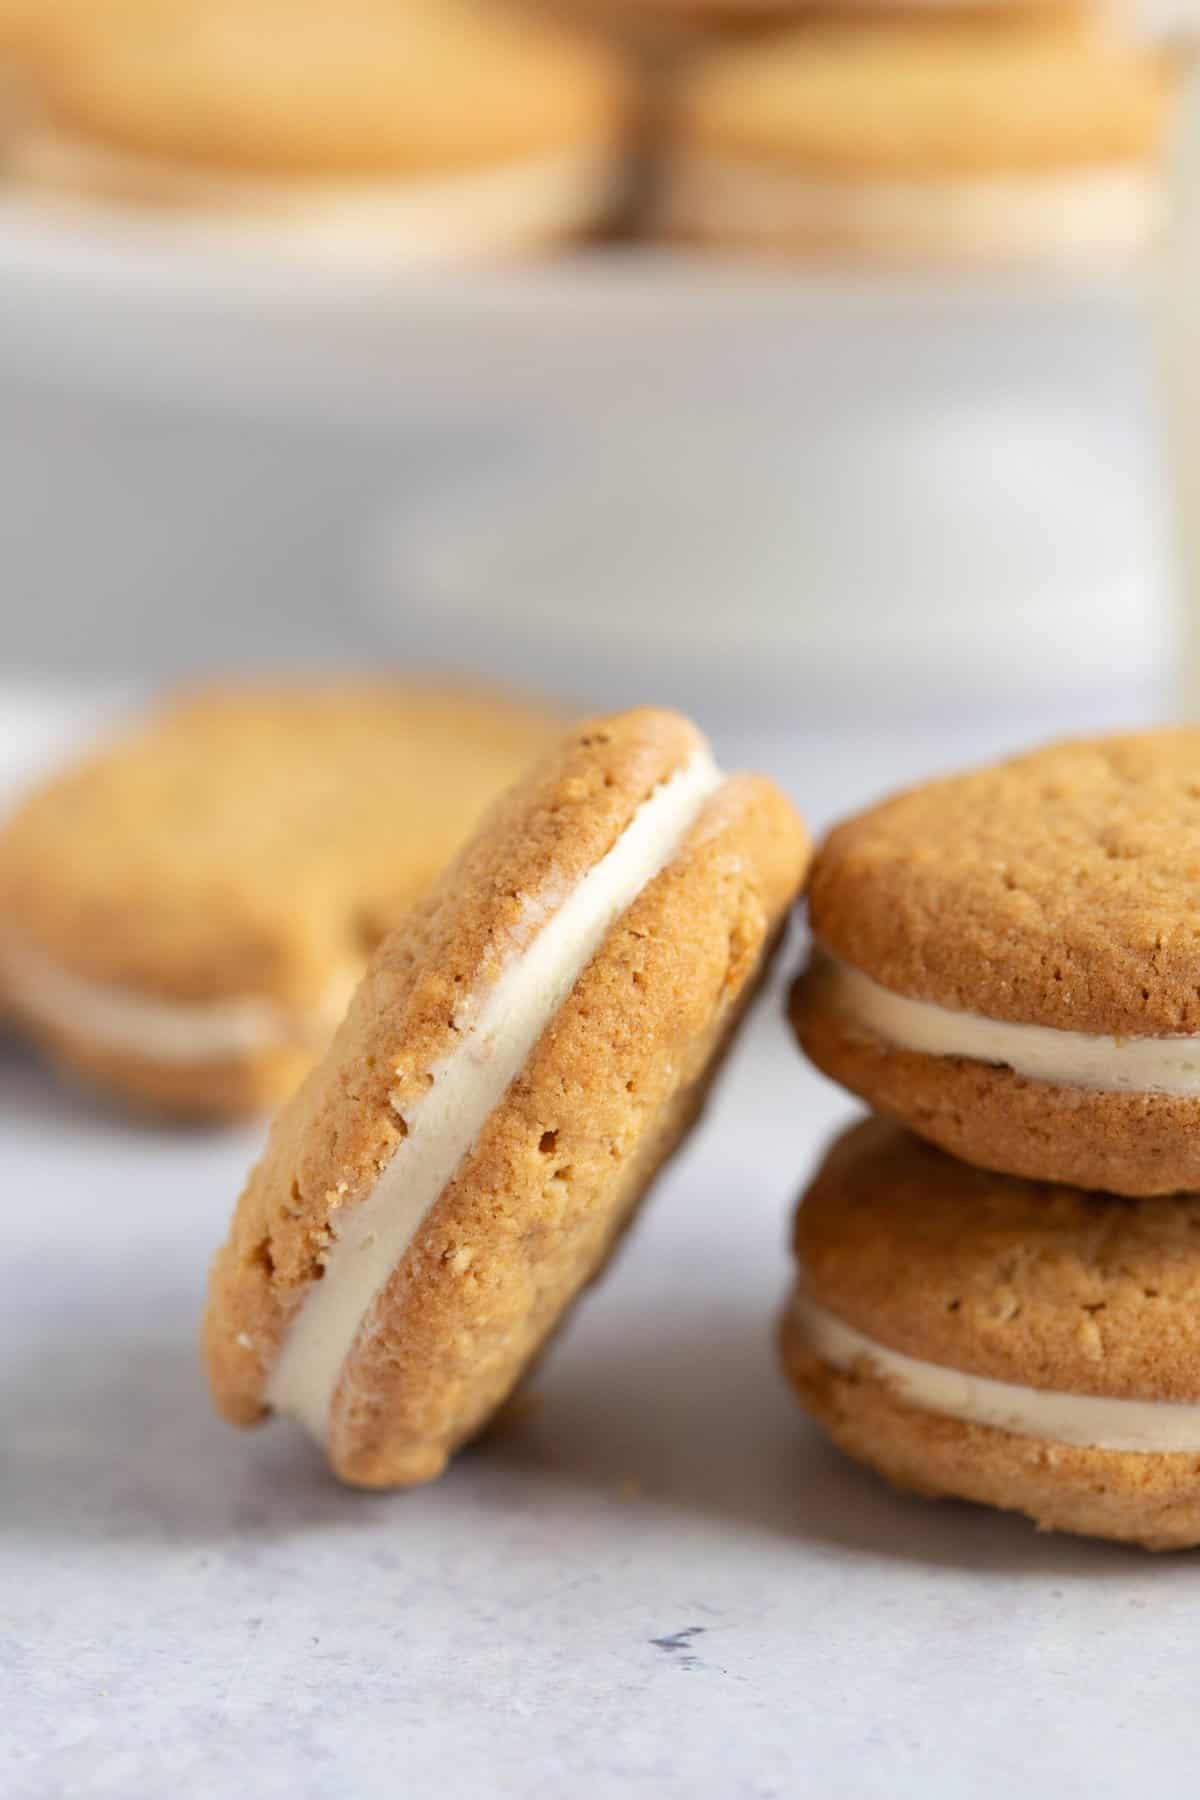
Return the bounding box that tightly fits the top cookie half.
[793,731,1200,1195]
[205,707,809,1486]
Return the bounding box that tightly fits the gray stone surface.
[3,705,1195,1800]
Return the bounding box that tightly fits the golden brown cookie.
[204,706,809,1486]
[11,0,630,259]
[782,1117,1200,1550]
[658,19,1170,265]
[792,729,1200,1196]
[0,677,558,1119]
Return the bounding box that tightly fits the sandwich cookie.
[0,677,557,1118]
[783,1118,1200,1550]
[793,729,1200,1197]
[659,20,1170,264]
[204,708,809,1486]
[12,0,629,260]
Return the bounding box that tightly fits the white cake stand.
[0,192,1168,721]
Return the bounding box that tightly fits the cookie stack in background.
[784,731,1200,1550]
[0,0,1178,268]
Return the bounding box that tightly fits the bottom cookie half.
[781,1310,1200,1552]
[794,990,1200,1198]
[27,1019,314,1121]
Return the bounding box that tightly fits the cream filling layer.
[791,1288,1200,1453]
[10,119,618,259]
[0,936,353,1063]
[820,955,1200,1097]
[266,748,724,1442]
[662,150,1156,263]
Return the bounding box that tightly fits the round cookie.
[658,19,1170,265]
[0,677,558,1119]
[204,707,809,1486]
[11,0,629,260]
[782,1117,1200,1551]
[792,729,1200,1197]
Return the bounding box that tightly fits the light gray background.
[0,251,1186,1796]
[0,263,1174,718]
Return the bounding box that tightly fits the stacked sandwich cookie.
[786,730,1200,1549]
[10,0,630,261]
[658,17,1171,267]
[205,708,809,1485]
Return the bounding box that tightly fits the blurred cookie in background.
[657,18,1172,265]
[0,677,560,1118]
[8,0,631,260]
[562,0,1085,43]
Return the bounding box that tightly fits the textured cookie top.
[673,21,1169,178]
[27,0,626,174]
[808,729,1200,1037]
[797,1117,1200,1402]
[206,707,810,1442]
[0,678,558,1007]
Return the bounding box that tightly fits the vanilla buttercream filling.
[266,748,724,1442]
[662,150,1156,263]
[791,1287,1200,1452]
[817,953,1200,1096]
[0,935,355,1062]
[9,118,618,260]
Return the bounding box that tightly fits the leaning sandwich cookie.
[204,708,809,1486]
[0,677,558,1118]
[783,1118,1200,1551]
[793,729,1200,1197]
[658,19,1170,265]
[11,0,629,260]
